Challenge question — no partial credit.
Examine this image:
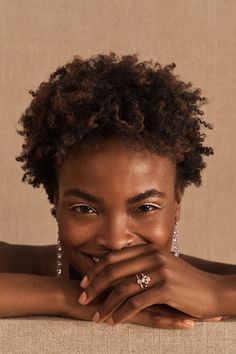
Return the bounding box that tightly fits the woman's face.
[54,137,182,268]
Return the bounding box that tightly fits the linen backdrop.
[0,0,235,266]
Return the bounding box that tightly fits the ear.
[174,189,183,223]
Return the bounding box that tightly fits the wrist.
[47,276,71,317]
[53,277,86,319]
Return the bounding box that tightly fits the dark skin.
[53,137,230,328]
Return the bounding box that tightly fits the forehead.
[57,138,176,191]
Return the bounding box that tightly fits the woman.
[3,52,235,328]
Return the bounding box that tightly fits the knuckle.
[104,253,115,264]
[160,267,172,283]
[113,283,127,297]
[127,296,142,310]
[105,265,118,280]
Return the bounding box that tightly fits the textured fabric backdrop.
[1,0,236,264]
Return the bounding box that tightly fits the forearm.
[179,253,236,275]
[0,273,64,318]
[219,274,236,316]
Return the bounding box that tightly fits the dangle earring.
[51,206,63,278]
[56,235,62,278]
[172,222,180,257]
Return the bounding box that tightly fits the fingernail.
[80,276,89,288]
[106,317,114,326]
[92,311,100,323]
[183,320,194,328]
[78,291,87,304]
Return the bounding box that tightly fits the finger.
[78,252,161,304]
[93,275,140,322]
[121,310,194,329]
[99,287,193,324]
[146,304,195,319]
[197,316,223,322]
[146,305,227,322]
[70,249,95,278]
[144,307,222,322]
[80,244,157,288]
[98,271,165,323]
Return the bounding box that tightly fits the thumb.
[70,249,95,278]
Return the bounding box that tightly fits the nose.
[95,214,136,251]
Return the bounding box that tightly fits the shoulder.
[0,242,56,276]
[37,244,57,277]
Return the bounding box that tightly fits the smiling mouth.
[81,251,105,263]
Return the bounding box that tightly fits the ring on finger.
[136,273,151,291]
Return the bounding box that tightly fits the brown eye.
[136,203,160,213]
[68,204,96,214]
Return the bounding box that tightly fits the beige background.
[0,0,236,265]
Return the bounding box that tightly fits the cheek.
[140,208,175,249]
[57,216,92,248]
[145,223,173,248]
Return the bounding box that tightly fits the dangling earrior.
[173,222,180,257]
[56,235,62,278]
[51,206,63,278]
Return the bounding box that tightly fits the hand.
[58,248,112,320]
[56,251,173,323]
[57,277,226,328]
[78,244,223,325]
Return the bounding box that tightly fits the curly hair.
[15,52,214,208]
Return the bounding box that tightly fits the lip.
[81,251,109,258]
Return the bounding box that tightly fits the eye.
[135,203,162,213]
[67,204,96,214]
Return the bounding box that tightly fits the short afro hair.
[15,52,214,208]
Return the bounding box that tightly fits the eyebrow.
[63,188,166,204]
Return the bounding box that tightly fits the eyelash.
[67,203,163,215]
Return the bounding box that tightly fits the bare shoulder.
[36,244,57,277]
[179,252,236,275]
[0,241,57,276]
